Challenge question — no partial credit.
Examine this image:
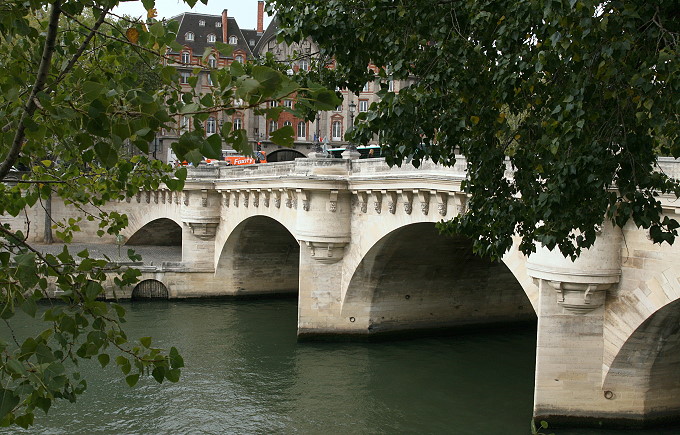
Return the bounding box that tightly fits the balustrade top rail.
[186,156,680,183]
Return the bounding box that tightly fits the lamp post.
[313,112,322,153]
[342,101,360,159]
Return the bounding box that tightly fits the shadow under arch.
[216,215,299,295]
[343,222,536,335]
[126,217,182,246]
[132,279,169,299]
[604,299,680,420]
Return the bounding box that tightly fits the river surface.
[3,299,679,434]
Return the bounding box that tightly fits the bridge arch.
[341,222,536,334]
[215,215,300,295]
[603,267,680,415]
[125,217,182,246]
[132,279,169,299]
[120,205,183,246]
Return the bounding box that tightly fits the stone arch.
[125,218,182,246]
[603,268,680,413]
[341,222,535,334]
[215,215,299,295]
[120,205,182,244]
[131,279,169,299]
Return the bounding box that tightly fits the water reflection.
[1,299,677,434]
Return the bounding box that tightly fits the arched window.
[198,20,205,27]
[269,120,277,135]
[283,121,292,128]
[206,117,216,134]
[205,73,212,86]
[297,121,306,139]
[207,34,216,43]
[299,59,309,71]
[185,32,194,41]
[332,121,342,140]
[233,118,242,131]
[215,21,222,28]
[181,51,190,64]
[208,56,216,68]
[229,35,238,45]
[235,55,244,63]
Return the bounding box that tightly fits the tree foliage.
[0,0,338,428]
[273,0,679,259]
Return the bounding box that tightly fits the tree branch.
[0,0,62,181]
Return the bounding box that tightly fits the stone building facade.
[155,2,404,164]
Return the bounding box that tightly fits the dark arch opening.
[347,223,535,335]
[126,218,182,246]
[132,279,169,299]
[266,148,306,162]
[216,216,299,295]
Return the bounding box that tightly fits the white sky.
[112,0,273,30]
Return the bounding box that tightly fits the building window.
[269,120,277,135]
[359,100,369,112]
[283,121,292,129]
[249,39,255,46]
[229,35,238,45]
[299,59,309,71]
[332,121,342,140]
[297,121,306,139]
[185,32,194,41]
[388,80,394,92]
[208,56,216,68]
[215,21,222,28]
[233,117,242,131]
[181,51,190,64]
[199,20,205,27]
[180,71,190,84]
[207,34,216,43]
[206,73,212,86]
[206,117,216,134]
[363,82,370,92]
[284,99,293,108]
[334,105,342,112]
[180,116,189,132]
[235,55,244,63]
[270,101,278,108]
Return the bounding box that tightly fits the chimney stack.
[222,9,228,42]
[257,1,264,34]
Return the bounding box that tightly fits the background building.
[157,1,403,163]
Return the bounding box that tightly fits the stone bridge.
[6,156,680,427]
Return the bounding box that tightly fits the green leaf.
[125,374,140,387]
[20,298,37,318]
[0,389,19,420]
[169,347,184,369]
[98,353,110,368]
[252,66,282,94]
[94,142,119,168]
[215,42,234,58]
[270,125,295,148]
[140,337,152,348]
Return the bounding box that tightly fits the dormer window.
[229,35,238,45]
[215,21,222,28]
[198,20,205,26]
[235,55,244,63]
[181,51,190,64]
[249,39,255,46]
[207,34,216,43]
[185,32,194,41]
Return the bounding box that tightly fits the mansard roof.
[168,12,257,58]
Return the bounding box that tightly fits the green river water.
[2,299,679,434]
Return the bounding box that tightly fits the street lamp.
[347,101,357,151]
[313,112,322,153]
[342,101,360,159]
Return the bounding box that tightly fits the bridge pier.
[528,223,648,426]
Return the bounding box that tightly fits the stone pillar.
[527,223,623,425]
[296,188,352,337]
[180,188,220,271]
